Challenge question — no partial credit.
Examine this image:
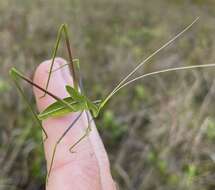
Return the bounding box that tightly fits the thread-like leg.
[46,111,83,182]
[69,111,93,153]
[42,23,78,97]
[9,72,48,140]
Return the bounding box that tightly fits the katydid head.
[65,85,84,100]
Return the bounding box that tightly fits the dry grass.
[1,0,215,189]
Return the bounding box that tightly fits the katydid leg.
[47,111,83,181]
[47,59,79,74]
[10,68,76,111]
[69,111,93,153]
[9,71,48,140]
[43,24,78,97]
[68,65,94,152]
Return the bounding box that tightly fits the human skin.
[33,58,116,190]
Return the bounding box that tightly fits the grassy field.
[1,0,215,189]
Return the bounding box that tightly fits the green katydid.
[8,17,215,182]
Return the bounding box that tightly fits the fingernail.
[54,58,74,86]
[33,58,73,112]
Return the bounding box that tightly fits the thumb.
[33,58,116,190]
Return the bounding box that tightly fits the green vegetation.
[1,0,215,189]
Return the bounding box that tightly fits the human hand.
[33,58,116,190]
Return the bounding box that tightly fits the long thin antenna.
[111,63,215,95]
[99,17,200,109]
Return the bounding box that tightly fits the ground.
[1,0,215,189]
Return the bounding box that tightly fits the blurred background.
[1,0,215,189]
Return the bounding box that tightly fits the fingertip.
[32,58,116,190]
[33,58,73,112]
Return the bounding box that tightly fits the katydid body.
[9,17,215,183]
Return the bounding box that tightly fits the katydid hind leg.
[63,26,79,90]
[43,24,78,97]
[42,24,66,97]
